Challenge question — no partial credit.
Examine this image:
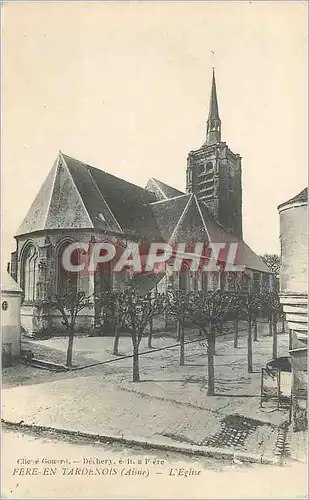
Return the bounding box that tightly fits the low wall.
[21,304,95,337]
[1,292,22,365]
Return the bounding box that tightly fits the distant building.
[10,72,272,335]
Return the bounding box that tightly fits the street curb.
[69,336,203,371]
[1,418,282,466]
[21,336,202,372]
[22,358,69,372]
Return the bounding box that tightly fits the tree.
[260,253,280,277]
[260,254,280,290]
[229,291,244,348]
[242,293,260,373]
[252,294,262,342]
[147,277,161,349]
[268,292,281,359]
[127,271,165,349]
[47,288,92,367]
[260,291,273,337]
[148,317,154,349]
[122,286,166,382]
[187,290,233,396]
[100,290,127,356]
[167,290,191,366]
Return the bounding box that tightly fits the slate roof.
[278,188,308,210]
[197,200,272,273]
[64,155,161,240]
[16,152,271,273]
[17,152,161,240]
[1,269,22,293]
[150,195,190,241]
[146,178,184,200]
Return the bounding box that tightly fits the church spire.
[205,68,221,145]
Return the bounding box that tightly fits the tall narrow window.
[22,245,38,301]
[220,271,226,292]
[201,271,208,292]
[179,272,188,292]
[57,242,78,295]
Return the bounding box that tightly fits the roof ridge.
[151,177,184,193]
[168,193,194,243]
[149,194,189,205]
[58,153,94,228]
[61,152,153,196]
[199,198,242,238]
[194,195,212,244]
[85,167,123,232]
[150,178,168,200]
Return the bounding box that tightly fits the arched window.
[198,164,205,175]
[22,244,38,302]
[57,241,78,295]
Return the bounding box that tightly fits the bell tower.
[186,69,243,239]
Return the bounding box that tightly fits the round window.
[2,301,8,311]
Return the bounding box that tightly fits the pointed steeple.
[208,68,220,120]
[205,68,221,145]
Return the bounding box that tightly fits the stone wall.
[186,142,242,238]
[14,230,99,335]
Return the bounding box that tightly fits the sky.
[2,1,308,265]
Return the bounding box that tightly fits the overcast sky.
[2,1,307,264]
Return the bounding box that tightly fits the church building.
[10,70,272,335]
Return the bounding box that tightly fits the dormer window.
[98,213,106,222]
